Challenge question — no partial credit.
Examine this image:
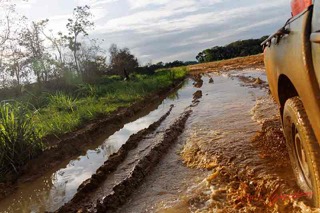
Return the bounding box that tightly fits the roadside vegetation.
[0,3,188,181]
[0,66,187,180]
[36,68,187,136]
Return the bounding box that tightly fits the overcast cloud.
[15,0,291,64]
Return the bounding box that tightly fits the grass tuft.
[0,102,43,177]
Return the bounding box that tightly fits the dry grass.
[188,54,264,73]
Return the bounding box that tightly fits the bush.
[0,102,43,176]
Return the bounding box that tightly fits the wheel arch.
[278,74,299,118]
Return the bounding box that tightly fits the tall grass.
[0,102,43,178]
[48,92,78,112]
[33,68,187,136]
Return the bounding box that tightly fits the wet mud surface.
[1,67,320,213]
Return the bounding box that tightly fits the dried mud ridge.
[0,80,184,201]
[56,85,202,213]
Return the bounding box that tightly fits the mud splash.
[154,70,318,213]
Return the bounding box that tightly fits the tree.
[20,19,50,83]
[109,44,139,79]
[4,40,29,88]
[65,5,94,77]
[41,30,69,80]
[0,5,19,88]
[78,39,106,82]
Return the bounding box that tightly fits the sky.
[13,0,291,64]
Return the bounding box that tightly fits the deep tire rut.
[56,79,201,213]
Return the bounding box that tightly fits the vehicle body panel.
[264,6,320,144]
[311,0,320,88]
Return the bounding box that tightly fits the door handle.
[311,31,320,43]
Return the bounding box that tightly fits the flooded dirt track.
[1,68,320,213]
[117,70,320,213]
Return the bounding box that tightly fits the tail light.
[291,0,312,16]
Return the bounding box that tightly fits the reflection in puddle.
[0,79,197,213]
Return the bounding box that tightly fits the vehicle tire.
[283,97,320,207]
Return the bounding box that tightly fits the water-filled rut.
[0,79,198,213]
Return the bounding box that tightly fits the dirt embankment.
[0,79,185,201]
[188,54,264,73]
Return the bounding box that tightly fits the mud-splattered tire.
[283,97,320,207]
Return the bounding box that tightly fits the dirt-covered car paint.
[263,5,320,146]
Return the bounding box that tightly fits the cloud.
[96,0,288,35]
[95,0,290,63]
[75,0,118,7]
[95,0,216,33]
[127,0,170,10]
[8,0,292,63]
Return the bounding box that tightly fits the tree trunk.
[123,68,130,80]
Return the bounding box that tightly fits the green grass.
[0,67,187,180]
[26,67,187,137]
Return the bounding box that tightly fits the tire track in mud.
[55,105,174,212]
[55,80,203,213]
[94,110,193,213]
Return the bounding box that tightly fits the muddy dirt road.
[0,67,319,212]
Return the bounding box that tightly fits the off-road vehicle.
[263,0,320,206]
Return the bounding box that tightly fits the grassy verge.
[0,67,187,180]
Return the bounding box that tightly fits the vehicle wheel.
[283,97,320,206]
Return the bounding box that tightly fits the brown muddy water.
[1,69,319,213]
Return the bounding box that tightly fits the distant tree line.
[196,36,268,63]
